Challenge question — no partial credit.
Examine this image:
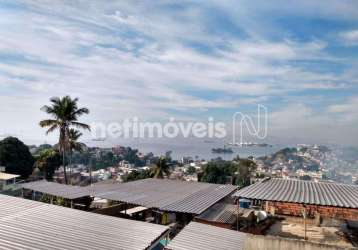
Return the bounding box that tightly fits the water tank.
[239,198,251,209]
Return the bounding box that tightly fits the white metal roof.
[21,180,90,199]
[166,222,247,250]
[233,178,358,208]
[90,178,237,215]
[0,194,168,250]
[0,172,20,180]
[120,206,148,215]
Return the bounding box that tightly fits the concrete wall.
[266,201,358,221]
[244,234,358,250]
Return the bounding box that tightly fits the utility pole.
[89,156,93,185]
[302,206,307,240]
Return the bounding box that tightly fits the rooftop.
[21,180,91,200]
[233,178,358,208]
[165,222,247,250]
[0,172,20,181]
[0,194,168,250]
[195,202,238,224]
[90,178,237,214]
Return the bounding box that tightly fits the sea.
[91,137,285,161]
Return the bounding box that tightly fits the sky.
[0,0,358,146]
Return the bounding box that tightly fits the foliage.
[151,157,170,179]
[200,160,236,184]
[235,158,256,187]
[0,137,34,178]
[186,166,196,175]
[39,96,90,184]
[32,144,53,155]
[299,175,312,181]
[68,129,86,153]
[200,157,256,187]
[35,149,62,180]
[122,169,153,182]
[122,147,145,167]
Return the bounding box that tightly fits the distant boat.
[92,137,106,141]
[212,146,233,154]
[227,142,271,147]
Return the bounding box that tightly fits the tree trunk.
[69,151,72,185]
[62,149,68,184]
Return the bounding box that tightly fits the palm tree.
[151,157,170,179]
[68,129,86,153]
[34,149,62,181]
[68,129,86,182]
[39,96,90,184]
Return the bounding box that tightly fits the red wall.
[266,201,358,221]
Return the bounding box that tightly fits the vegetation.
[299,175,312,181]
[39,96,90,184]
[234,158,256,187]
[122,169,153,182]
[186,166,196,175]
[200,156,256,187]
[200,160,235,184]
[151,157,171,179]
[34,149,62,180]
[0,137,34,178]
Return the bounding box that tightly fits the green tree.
[151,157,170,179]
[200,161,235,184]
[0,137,34,178]
[186,166,196,175]
[35,149,62,180]
[235,158,256,188]
[122,169,153,182]
[68,129,86,153]
[299,175,312,181]
[39,96,90,184]
[68,129,86,180]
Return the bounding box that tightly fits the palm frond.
[39,119,58,128]
[71,122,91,131]
[46,124,59,135]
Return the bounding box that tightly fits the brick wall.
[266,201,358,221]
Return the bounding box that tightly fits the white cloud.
[0,1,357,145]
[340,30,358,45]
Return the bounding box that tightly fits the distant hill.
[258,147,320,171]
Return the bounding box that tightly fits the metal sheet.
[166,222,247,250]
[21,180,91,200]
[233,178,358,208]
[0,194,168,250]
[90,179,237,214]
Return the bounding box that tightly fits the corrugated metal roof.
[166,222,247,250]
[0,172,20,180]
[0,194,168,250]
[195,202,238,224]
[233,178,358,208]
[21,180,92,199]
[90,178,237,215]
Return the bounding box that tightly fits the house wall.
[266,201,358,221]
[244,234,357,250]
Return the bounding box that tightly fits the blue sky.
[0,0,358,145]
